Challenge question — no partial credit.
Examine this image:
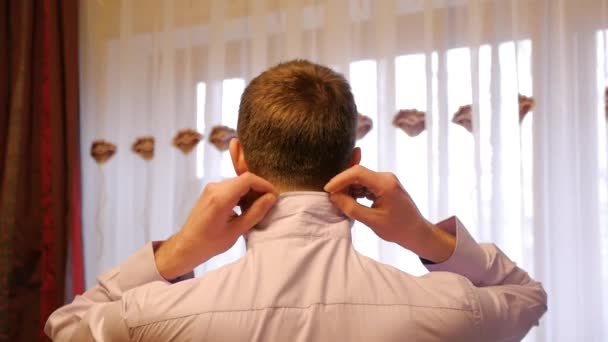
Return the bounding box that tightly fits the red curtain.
[0,0,83,341]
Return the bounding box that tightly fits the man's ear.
[348,147,361,167]
[229,138,249,175]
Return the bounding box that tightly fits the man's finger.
[231,192,278,234]
[228,172,279,199]
[324,165,382,195]
[328,192,377,226]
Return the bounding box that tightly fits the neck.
[276,185,324,193]
[265,179,325,193]
[245,174,324,193]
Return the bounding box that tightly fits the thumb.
[231,193,278,234]
[328,192,376,225]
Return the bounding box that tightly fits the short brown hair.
[238,60,358,189]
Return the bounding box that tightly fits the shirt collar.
[244,192,353,247]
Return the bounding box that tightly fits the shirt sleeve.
[44,242,194,341]
[424,216,548,341]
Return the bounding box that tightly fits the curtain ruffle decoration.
[209,125,237,151]
[131,136,155,160]
[393,109,426,137]
[519,94,535,123]
[172,129,203,154]
[90,140,117,164]
[356,114,373,140]
[452,105,473,133]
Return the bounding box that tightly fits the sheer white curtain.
[79,0,608,340]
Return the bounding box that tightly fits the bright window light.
[349,60,378,171]
[196,82,206,179]
[220,78,246,178]
[394,54,429,216]
[395,54,427,110]
[446,47,475,231]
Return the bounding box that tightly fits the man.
[45,60,547,341]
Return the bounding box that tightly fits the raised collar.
[244,192,353,247]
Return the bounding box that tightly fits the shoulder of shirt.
[122,251,255,328]
[349,249,478,313]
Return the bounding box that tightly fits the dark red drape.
[0,0,83,341]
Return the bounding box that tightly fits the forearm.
[394,219,456,264]
[421,216,541,287]
[154,232,218,280]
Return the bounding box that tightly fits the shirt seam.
[460,276,483,338]
[129,301,474,328]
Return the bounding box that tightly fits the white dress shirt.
[45,192,547,341]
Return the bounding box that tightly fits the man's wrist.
[420,224,456,263]
[154,235,195,281]
[397,221,456,264]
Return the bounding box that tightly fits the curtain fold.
[531,1,606,339]
[79,0,608,340]
[0,0,83,341]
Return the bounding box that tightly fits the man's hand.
[155,172,278,280]
[324,165,455,263]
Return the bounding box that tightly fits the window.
[394,53,432,218]
[193,44,536,276]
[350,60,378,170]
[220,78,245,178]
[390,41,533,270]
[195,78,246,180]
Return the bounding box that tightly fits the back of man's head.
[237,60,358,190]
